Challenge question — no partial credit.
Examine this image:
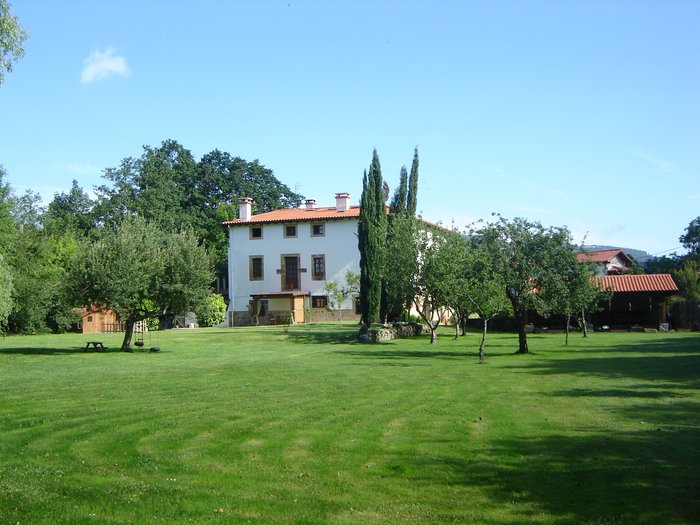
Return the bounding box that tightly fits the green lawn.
[1,325,698,524]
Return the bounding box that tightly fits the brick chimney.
[238,197,253,221]
[335,192,350,212]
[304,199,316,210]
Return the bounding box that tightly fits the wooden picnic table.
[84,341,105,352]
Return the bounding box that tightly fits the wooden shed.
[79,306,123,334]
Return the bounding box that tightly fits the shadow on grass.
[400,427,700,524]
[506,353,700,389]
[286,328,359,345]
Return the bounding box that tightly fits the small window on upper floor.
[284,224,297,238]
[250,226,263,239]
[311,223,325,237]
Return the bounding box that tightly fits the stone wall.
[358,322,424,343]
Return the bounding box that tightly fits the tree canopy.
[0,0,28,86]
[67,218,213,350]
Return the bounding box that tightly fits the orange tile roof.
[577,249,633,264]
[595,274,678,293]
[223,206,361,225]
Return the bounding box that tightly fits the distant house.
[223,194,362,326]
[79,306,123,334]
[577,248,635,275]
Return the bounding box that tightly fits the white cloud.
[631,150,677,174]
[81,48,132,83]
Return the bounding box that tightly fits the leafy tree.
[680,216,700,258]
[67,218,213,350]
[673,259,700,301]
[0,166,16,252]
[478,216,580,354]
[195,293,227,327]
[323,271,359,322]
[545,251,602,345]
[358,150,387,326]
[0,0,28,86]
[44,180,96,237]
[0,252,12,331]
[410,226,456,344]
[460,234,510,362]
[95,142,303,268]
[95,140,197,232]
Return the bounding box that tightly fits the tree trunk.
[478,318,488,364]
[581,309,588,338]
[430,321,438,344]
[516,310,529,354]
[565,315,570,346]
[121,316,135,351]
[454,314,459,340]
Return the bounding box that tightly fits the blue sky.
[1,0,698,255]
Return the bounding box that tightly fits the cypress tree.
[390,166,408,214]
[407,147,419,217]
[358,150,387,326]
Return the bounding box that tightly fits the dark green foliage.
[384,213,417,322]
[94,141,303,266]
[195,293,227,327]
[680,216,700,258]
[407,148,419,217]
[44,180,96,237]
[390,166,408,214]
[358,150,388,326]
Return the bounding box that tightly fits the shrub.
[196,294,227,327]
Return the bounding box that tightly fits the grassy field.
[1,324,699,524]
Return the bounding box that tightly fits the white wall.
[227,219,360,314]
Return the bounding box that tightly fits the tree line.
[0,140,304,346]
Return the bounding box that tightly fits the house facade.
[223,193,362,326]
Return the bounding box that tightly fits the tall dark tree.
[406,148,419,217]
[390,166,408,214]
[384,165,414,322]
[358,150,387,326]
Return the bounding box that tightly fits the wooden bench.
[84,341,105,352]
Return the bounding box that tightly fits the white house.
[223,193,361,325]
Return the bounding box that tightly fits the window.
[250,226,263,239]
[311,254,325,280]
[249,256,264,281]
[284,224,297,238]
[312,295,328,308]
[87,315,93,322]
[311,223,325,237]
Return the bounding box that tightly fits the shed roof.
[595,274,678,293]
